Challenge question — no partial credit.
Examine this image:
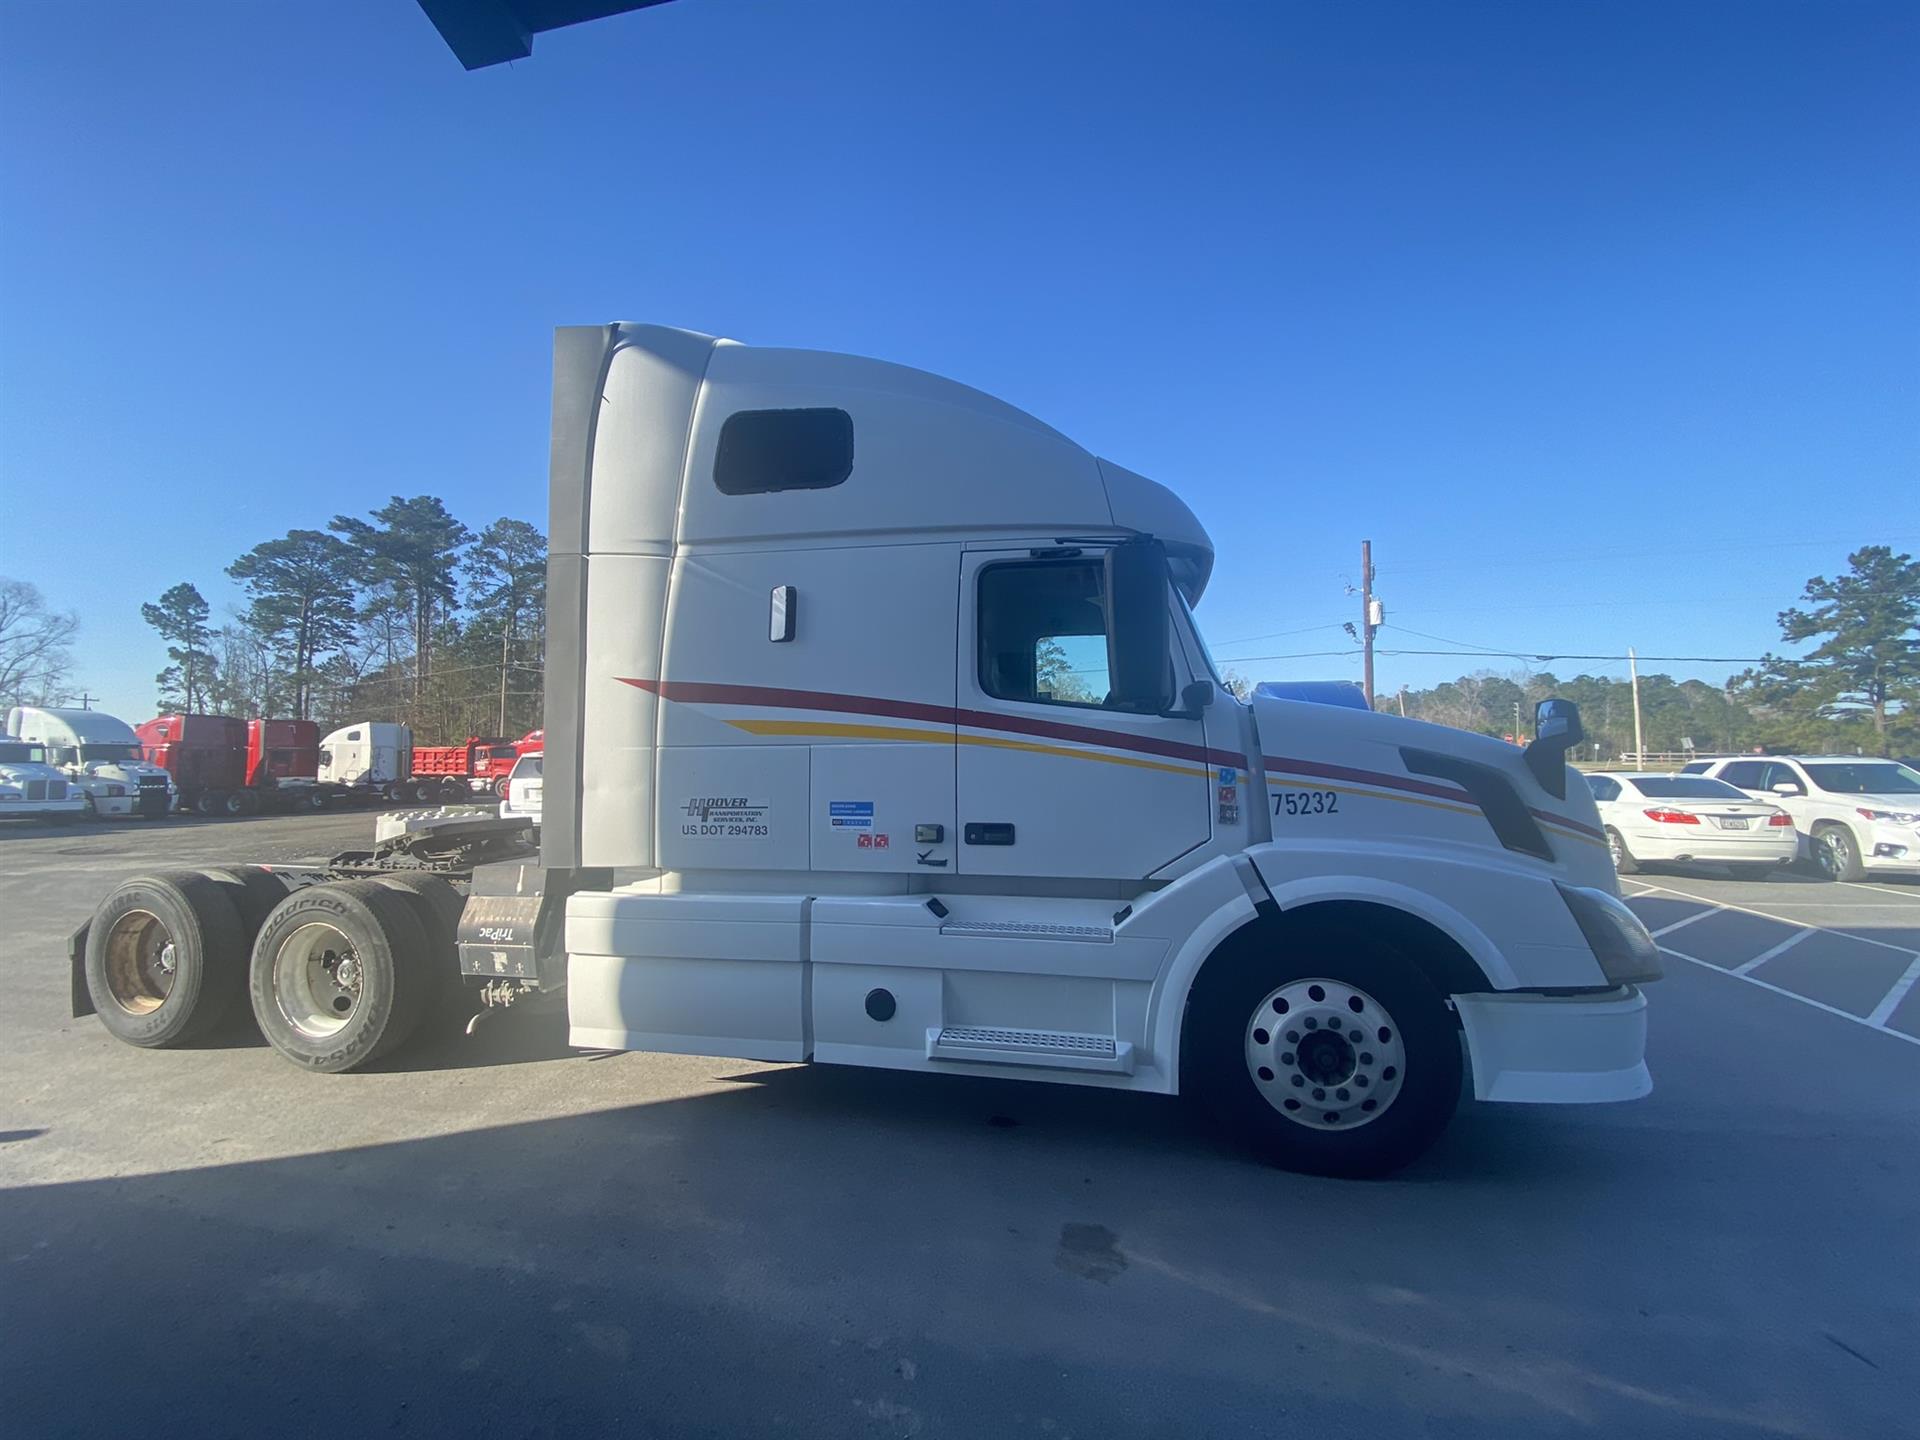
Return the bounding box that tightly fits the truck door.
[955,546,1212,879]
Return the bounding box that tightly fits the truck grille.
[26,780,46,800]
[138,776,168,789]
[47,780,66,799]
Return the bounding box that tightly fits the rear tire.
[84,872,247,1047]
[1186,918,1462,1178]
[220,791,247,818]
[249,881,433,1072]
[373,873,467,1022]
[234,789,261,816]
[1605,827,1641,875]
[1813,824,1865,882]
[199,866,293,947]
[193,793,221,818]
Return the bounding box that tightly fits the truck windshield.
[1804,762,1920,795]
[76,744,140,764]
[0,742,48,764]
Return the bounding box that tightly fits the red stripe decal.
[618,677,1601,843]
[619,678,1246,769]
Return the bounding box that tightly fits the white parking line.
[1843,880,1920,902]
[1660,946,1920,1051]
[1649,908,1721,939]
[1866,955,1920,1028]
[1732,929,1812,976]
[1633,883,1920,958]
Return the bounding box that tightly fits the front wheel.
[1187,924,1461,1177]
[1813,825,1865,882]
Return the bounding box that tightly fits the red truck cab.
[247,719,320,787]
[136,714,246,811]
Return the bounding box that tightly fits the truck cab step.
[926,1025,1134,1074]
[938,920,1113,943]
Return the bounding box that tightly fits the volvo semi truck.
[65,324,1659,1176]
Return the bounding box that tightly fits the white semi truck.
[65,324,1659,1175]
[8,705,176,818]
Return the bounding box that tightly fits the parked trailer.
[64,324,1660,1177]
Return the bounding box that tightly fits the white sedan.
[1584,772,1797,877]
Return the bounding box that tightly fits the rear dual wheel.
[84,872,247,1047]
[249,881,434,1072]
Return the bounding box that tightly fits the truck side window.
[1718,760,1764,789]
[978,560,1112,707]
[714,408,854,495]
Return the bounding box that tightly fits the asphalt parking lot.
[2,816,1917,1440]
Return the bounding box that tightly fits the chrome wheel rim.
[1817,832,1847,877]
[1245,978,1407,1130]
[103,908,176,1015]
[1607,831,1625,868]
[274,922,364,1039]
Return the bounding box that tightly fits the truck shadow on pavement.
[1,1059,1892,1440]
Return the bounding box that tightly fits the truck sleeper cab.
[69,324,1659,1178]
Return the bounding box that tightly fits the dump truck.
[65,324,1659,1176]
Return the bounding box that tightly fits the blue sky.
[2,0,1915,719]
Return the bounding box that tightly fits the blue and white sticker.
[1218,767,1238,784]
[829,800,875,829]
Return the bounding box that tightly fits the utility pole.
[1397,686,1407,717]
[1628,647,1644,766]
[73,691,98,711]
[1360,540,1376,710]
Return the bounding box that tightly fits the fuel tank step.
[925,1025,1134,1074]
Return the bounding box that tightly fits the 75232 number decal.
[1273,789,1339,816]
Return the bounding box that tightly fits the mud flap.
[69,920,94,1018]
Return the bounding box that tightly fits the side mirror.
[1525,698,1584,800]
[1105,538,1173,713]
[1161,680,1215,722]
[1771,782,1802,796]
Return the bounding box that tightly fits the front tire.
[249,881,434,1072]
[1813,824,1865,882]
[1606,827,1641,875]
[84,872,247,1047]
[1187,920,1462,1177]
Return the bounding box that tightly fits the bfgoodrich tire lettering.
[249,881,432,1073]
[1187,918,1462,1178]
[84,872,247,1048]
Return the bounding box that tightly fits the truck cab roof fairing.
[571,324,1218,588]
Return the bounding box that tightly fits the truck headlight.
[1857,808,1920,824]
[1556,883,1663,986]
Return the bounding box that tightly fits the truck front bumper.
[1453,986,1650,1104]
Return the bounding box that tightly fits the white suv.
[499,752,542,826]
[1693,755,1920,880]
